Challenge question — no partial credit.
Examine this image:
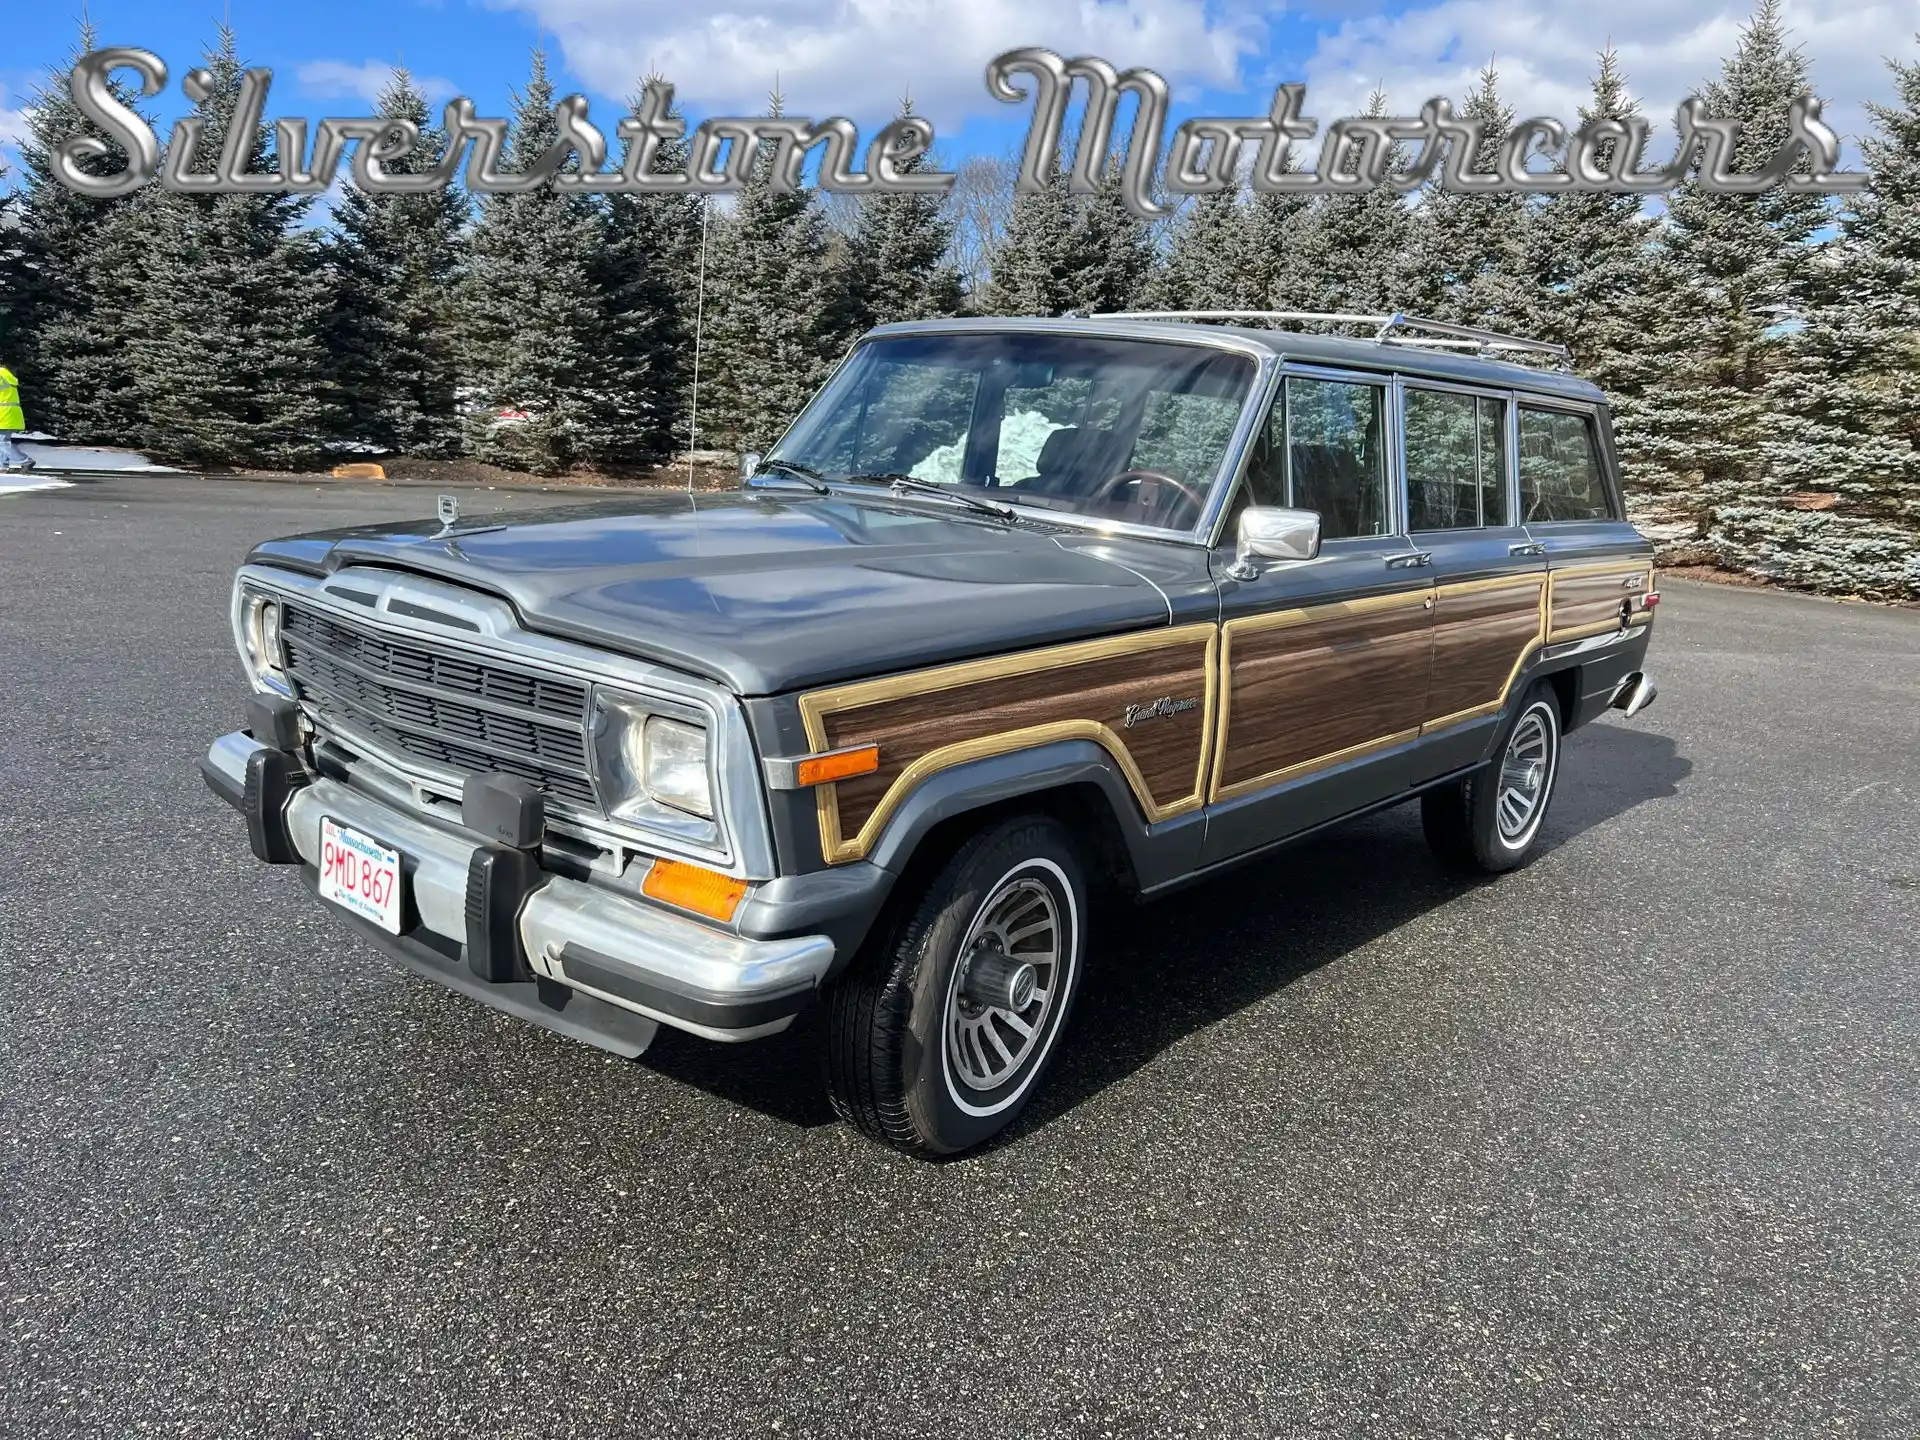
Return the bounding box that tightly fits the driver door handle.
[1385,551,1433,570]
[1509,541,1546,556]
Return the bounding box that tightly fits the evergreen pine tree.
[11,18,153,441]
[844,102,965,328]
[700,88,851,454]
[1074,158,1156,313]
[325,68,468,455]
[1151,189,1248,310]
[1637,0,1832,537]
[456,49,609,473]
[981,163,1084,316]
[1746,40,1920,598]
[1281,91,1418,315]
[123,26,336,467]
[1405,60,1523,321]
[1244,152,1316,311]
[590,75,698,465]
[1498,49,1663,490]
[0,156,21,367]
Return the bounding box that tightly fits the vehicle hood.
[248,489,1178,694]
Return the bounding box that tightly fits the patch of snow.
[16,442,182,473]
[908,409,1064,485]
[0,473,75,496]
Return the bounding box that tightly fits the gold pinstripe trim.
[1210,574,1550,801]
[1543,561,1654,643]
[798,558,1650,858]
[1207,587,1432,802]
[800,624,1219,864]
[1417,572,1551,737]
[1545,558,1655,580]
[1213,726,1423,803]
[1215,586,1429,641]
[1547,618,1633,643]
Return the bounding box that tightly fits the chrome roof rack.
[1093,309,1572,366]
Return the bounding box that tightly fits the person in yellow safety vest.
[0,362,34,472]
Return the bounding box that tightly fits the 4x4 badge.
[1123,696,1199,728]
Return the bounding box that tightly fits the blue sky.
[1,0,1910,181]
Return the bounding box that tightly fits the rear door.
[1203,367,1434,864]
[1516,401,1655,640]
[1400,380,1549,780]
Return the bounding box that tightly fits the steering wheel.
[1088,468,1207,526]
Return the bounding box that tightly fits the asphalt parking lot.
[2,473,1916,1438]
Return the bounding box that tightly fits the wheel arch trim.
[857,738,1165,887]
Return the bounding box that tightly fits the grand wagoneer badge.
[1123,696,1200,728]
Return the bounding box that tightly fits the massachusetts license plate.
[318,817,403,934]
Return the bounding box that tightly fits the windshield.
[764,332,1258,532]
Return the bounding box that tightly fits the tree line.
[0,1,1914,598]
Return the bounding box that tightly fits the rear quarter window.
[1518,407,1616,523]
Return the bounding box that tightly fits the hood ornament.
[435,494,460,534]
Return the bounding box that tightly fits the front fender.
[860,737,1203,890]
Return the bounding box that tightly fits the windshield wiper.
[847,472,1018,523]
[751,457,830,493]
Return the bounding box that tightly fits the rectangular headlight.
[232,582,291,696]
[591,692,714,823]
[643,716,713,818]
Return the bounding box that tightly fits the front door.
[1400,382,1549,780]
[1203,370,1435,864]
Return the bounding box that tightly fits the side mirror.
[739,451,762,480]
[1228,506,1320,580]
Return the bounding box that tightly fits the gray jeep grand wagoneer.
[203,313,1659,1157]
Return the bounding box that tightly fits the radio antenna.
[685,192,712,491]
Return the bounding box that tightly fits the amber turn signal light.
[642,857,748,922]
[794,744,880,788]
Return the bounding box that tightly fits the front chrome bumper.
[202,731,835,1055]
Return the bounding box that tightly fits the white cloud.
[0,83,31,177]
[296,60,459,107]
[1293,0,1912,157]
[0,83,31,147]
[492,0,1266,128]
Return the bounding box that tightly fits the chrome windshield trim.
[758,323,1282,550]
[237,563,777,880]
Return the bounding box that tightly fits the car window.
[992,376,1100,480]
[774,333,1257,531]
[1285,377,1389,539]
[1406,388,1510,530]
[1234,393,1287,509]
[1130,391,1245,488]
[805,358,980,480]
[1518,406,1613,522]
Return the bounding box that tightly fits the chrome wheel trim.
[941,858,1078,1119]
[1495,703,1557,848]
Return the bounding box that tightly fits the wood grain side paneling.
[1213,594,1433,799]
[1424,575,1546,727]
[800,626,1216,863]
[1548,562,1652,642]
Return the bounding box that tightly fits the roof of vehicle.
[864,315,1608,406]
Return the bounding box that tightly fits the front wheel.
[1421,683,1563,873]
[823,814,1087,1158]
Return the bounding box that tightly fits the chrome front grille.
[281,602,597,806]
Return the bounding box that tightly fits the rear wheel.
[823,814,1086,1158]
[1422,683,1563,873]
